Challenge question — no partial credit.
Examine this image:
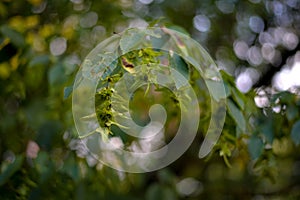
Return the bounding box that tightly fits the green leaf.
[170,54,189,78]
[231,88,245,109]
[206,80,226,102]
[165,24,190,35]
[0,155,24,186]
[260,121,274,144]
[63,86,73,100]
[0,25,25,47]
[170,54,189,89]
[48,64,66,86]
[120,29,144,53]
[220,70,235,84]
[61,154,80,182]
[286,105,298,121]
[120,29,161,53]
[227,99,246,132]
[291,120,300,145]
[34,151,54,183]
[224,82,231,97]
[148,17,165,27]
[248,135,264,160]
[146,184,176,200]
[29,55,50,68]
[270,91,294,105]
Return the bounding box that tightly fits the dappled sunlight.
[273,52,300,91]
[236,68,260,93]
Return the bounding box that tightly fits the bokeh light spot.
[50,37,67,56]
[247,46,263,66]
[249,16,264,33]
[234,40,249,60]
[80,11,98,28]
[216,0,235,14]
[193,15,211,32]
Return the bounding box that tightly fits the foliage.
[0,0,300,199]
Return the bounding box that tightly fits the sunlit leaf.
[227,99,246,132]
[165,24,190,36]
[206,80,226,102]
[120,29,144,53]
[231,88,245,109]
[0,62,10,79]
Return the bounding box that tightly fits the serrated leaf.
[0,155,24,186]
[248,135,264,160]
[291,120,300,145]
[227,99,246,132]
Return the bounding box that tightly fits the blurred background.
[0,0,300,199]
